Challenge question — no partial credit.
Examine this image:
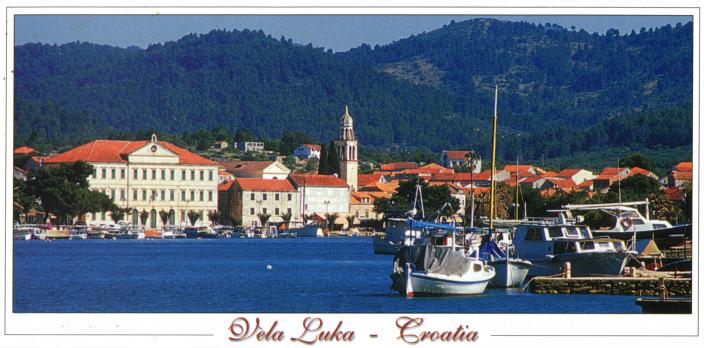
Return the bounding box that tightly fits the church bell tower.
[334,105,358,190]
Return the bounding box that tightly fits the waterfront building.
[43,134,219,227]
[219,178,300,227]
[440,150,481,172]
[349,191,388,221]
[293,144,321,159]
[334,106,359,190]
[288,174,350,217]
[556,168,595,185]
[218,160,291,179]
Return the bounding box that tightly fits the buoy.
[266,264,272,270]
[405,263,414,299]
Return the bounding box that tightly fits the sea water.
[13,238,640,313]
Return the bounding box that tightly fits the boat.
[213,225,235,238]
[45,228,71,240]
[69,226,88,240]
[105,227,144,239]
[373,183,430,254]
[13,225,46,240]
[288,224,322,238]
[512,211,634,277]
[184,226,218,239]
[390,224,495,296]
[564,201,691,250]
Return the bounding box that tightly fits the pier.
[528,276,691,297]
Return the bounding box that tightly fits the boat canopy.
[564,202,646,211]
[407,219,462,231]
[413,245,470,276]
[471,239,507,260]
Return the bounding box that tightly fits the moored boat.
[289,224,322,238]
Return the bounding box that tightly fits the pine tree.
[328,141,341,176]
[318,143,329,174]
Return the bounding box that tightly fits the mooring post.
[562,262,571,279]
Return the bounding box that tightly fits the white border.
[1,1,700,347]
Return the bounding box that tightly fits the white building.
[440,150,481,172]
[236,141,265,153]
[218,160,291,180]
[334,106,359,190]
[44,134,219,227]
[220,178,300,227]
[288,174,350,216]
[293,144,321,159]
[556,168,595,185]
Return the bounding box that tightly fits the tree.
[345,215,355,230]
[318,143,329,174]
[233,128,255,143]
[327,140,340,176]
[606,174,660,203]
[280,211,293,228]
[13,178,36,223]
[159,209,170,226]
[648,191,679,222]
[305,157,319,173]
[257,212,271,226]
[280,130,314,156]
[619,153,656,172]
[187,210,201,226]
[110,207,129,224]
[324,213,339,230]
[139,210,149,226]
[207,210,220,224]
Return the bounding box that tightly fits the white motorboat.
[512,212,634,277]
[564,201,691,250]
[470,233,532,288]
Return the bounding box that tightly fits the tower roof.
[340,105,353,126]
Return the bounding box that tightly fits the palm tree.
[187,210,200,226]
[345,215,355,230]
[280,211,293,228]
[159,209,170,226]
[139,209,149,226]
[324,213,339,231]
[110,207,128,224]
[207,210,220,225]
[257,212,271,227]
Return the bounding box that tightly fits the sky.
[14,15,692,52]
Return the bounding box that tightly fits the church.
[334,105,358,190]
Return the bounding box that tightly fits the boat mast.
[515,156,519,221]
[489,85,498,230]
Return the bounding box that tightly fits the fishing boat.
[213,225,235,238]
[69,225,88,240]
[373,184,429,254]
[512,211,634,277]
[390,222,495,296]
[184,226,218,239]
[13,224,46,240]
[288,224,323,238]
[564,201,691,250]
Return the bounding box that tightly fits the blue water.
[13,238,640,313]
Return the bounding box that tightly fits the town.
[12,105,692,236]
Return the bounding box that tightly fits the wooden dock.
[528,276,691,297]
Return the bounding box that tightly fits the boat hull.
[527,251,630,277]
[290,225,322,238]
[373,237,401,255]
[489,259,532,288]
[406,269,494,295]
[593,224,691,249]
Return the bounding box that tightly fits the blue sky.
[15,15,691,52]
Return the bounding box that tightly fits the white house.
[218,160,291,180]
[44,134,219,227]
[440,150,481,172]
[293,144,321,159]
[288,174,350,217]
[556,168,595,185]
[236,141,265,153]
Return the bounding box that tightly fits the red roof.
[289,174,348,188]
[471,170,493,181]
[557,168,583,177]
[444,150,473,161]
[14,146,36,155]
[44,139,214,165]
[358,173,384,186]
[380,162,417,171]
[218,160,277,173]
[664,186,684,200]
[235,178,296,192]
[521,175,544,184]
[402,163,453,175]
[503,164,534,173]
[302,144,321,151]
[600,167,626,175]
[430,172,474,182]
[218,180,234,191]
[578,179,593,188]
[627,167,654,178]
[545,177,577,189]
[673,162,692,172]
[671,171,693,180]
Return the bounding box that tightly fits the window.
[251,193,255,200]
[275,193,280,201]
[275,208,280,215]
[92,168,97,178]
[263,193,267,201]
[120,169,125,179]
[208,170,213,181]
[262,208,267,214]
[120,189,125,201]
[133,190,138,200]
[101,168,106,178]
[161,170,166,180]
[143,169,147,180]
[287,208,292,215]
[170,190,175,201]
[142,190,147,201]
[181,170,186,181]
[525,227,543,241]
[152,190,157,201]
[190,190,195,201]
[250,208,255,215]
[199,191,204,201]
[548,227,564,239]
[170,170,175,180]
[111,189,116,199]
[181,211,185,222]
[152,169,156,180]
[208,191,213,201]
[200,170,204,181]
[181,190,186,201]
[191,170,195,180]
[161,190,165,201]
[287,193,292,201]
[111,169,116,179]
[133,169,138,180]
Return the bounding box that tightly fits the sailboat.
[473,85,532,288]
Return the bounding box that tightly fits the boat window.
[631,219,645,225]
[596,242,611,249]
[579,227,592,239]
[554,242,566,254]
[581,241,595,250]
[473,264,482,272]
[567,242,577,253]
[525,227,543,241]
[548,227,564,238]
[653,224,667,229]
[565,226,580,237]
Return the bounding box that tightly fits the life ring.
[620,218,632,229]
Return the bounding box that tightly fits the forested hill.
[14,18,693,162]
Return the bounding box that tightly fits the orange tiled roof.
[218,160,276,173]
[545,177,577,189]
[557,168,583,177]
[664,186,684,200]
[289,174,348,188]
[673,162,692,172]
[671,171,693,180]
[444,150,473,161]
[44,139,214,165]
[302,144,321,151]
[380,162,417,171]
[541,171,559,177]
[627,167,654,178]
[359,181,398,193]
[578,179,593,188]
[235,178,296,192]
[600,167,625,175]
[218,181,234,191]
[358,173,383,186]
[14,146,36,155]
[503,164,534,173]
